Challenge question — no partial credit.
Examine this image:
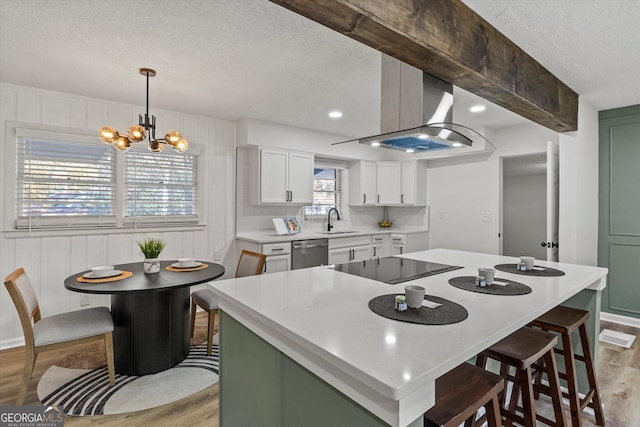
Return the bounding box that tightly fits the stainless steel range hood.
[335,55,491,153]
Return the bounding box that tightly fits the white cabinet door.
[377,162,402,205]
[361,161,378,205]
[288,151,314,204]
[260,148,289,203]
[371,244,384,258]
[401,162,416,205]
[264,254,290,274]
[352,245,371,262]
[329,248,352,265]
[390,244,404,255]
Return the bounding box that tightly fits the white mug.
[478,268,495,285]
[404,285,425,309]
[520,256,535,270]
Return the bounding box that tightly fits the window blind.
[124,149,199,226]
[305,167,343,217]
[16,136,116,229]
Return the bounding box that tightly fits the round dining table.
[65,260,225,376]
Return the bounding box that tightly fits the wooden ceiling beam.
[268,0,578,132]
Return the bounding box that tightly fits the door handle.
[401,194,404,204]
[289,190,292,201]
[541,241,559,248]
[377,194,380,204]
[363,194,366,204]
[373,246,377,257]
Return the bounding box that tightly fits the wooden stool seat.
[531,306,605,427]
[477,326,567,427]
[424,363,504,427]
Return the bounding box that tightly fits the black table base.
[111,287,190,376]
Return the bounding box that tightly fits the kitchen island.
[211,249,607,427]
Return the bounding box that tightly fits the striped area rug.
[37,343,219,416]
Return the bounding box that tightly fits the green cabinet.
[218,311,422,427]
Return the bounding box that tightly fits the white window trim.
[3,121,205,236]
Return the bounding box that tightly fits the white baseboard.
[600,312,640,329]
[0,337,25,351]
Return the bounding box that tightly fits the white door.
[352,245,372,262]
[361,161,378,205]
[260,148,289,203]
[546,141,560,261]
[377,162,401,205]
[328,248,352,265]
[288,151,314,204]
[264,255,290,273]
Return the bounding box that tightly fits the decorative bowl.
[91,265,115,278]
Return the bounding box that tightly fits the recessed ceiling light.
[406,149,415,153]
[469,105,486,113]
[328,111,343,118]
[418,134,429,139]
[371,141,381,147]
[452,142,463,147]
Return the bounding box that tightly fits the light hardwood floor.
[0,317,638,426]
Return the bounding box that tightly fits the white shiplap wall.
[0,83,237,348]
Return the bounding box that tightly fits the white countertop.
[235,227,428,244]
[211,249,607,426]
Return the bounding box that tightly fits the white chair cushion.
[33,306,114,347]
[191,289,218,310]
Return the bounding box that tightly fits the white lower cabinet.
[328,235,372,264]
[237,241,291,274]
[390,232,429,255]
[371,234,388,258]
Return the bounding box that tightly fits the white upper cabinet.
[377,162,402,205]
[250,147,314,205]
[349,161,377,206]
[349,160,426,206]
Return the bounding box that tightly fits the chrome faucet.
[327,207,341,232]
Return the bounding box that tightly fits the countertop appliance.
[334,257,462,284]
[292,239,328,270]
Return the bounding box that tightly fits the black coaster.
[449,276,532,295]
[494,263,565,277]
[368,294,468,325]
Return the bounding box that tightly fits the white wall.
[0,83,236,348]
[427,122,558,254]
[558,99,599,266]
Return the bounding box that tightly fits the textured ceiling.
[1,0,638,139]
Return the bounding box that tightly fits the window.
[125,149,199,225]
[305,167,344,217]
[16,134,116,229]
[14,127,200,230]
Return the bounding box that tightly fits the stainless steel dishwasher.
[291,239,328,270]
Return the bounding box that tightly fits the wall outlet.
[481,212,492,222]
[80,294,90,306]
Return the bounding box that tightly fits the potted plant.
[138,237,166,274]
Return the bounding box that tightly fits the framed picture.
[285,217,301,234]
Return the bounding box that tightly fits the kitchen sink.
[319,230,358,235]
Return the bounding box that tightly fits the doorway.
[500,142,559,261]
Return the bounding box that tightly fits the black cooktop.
[334,257,462,285]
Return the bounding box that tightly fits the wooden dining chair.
[190,250,267,355]
[4,268,116,405]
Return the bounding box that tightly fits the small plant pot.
[144,258,160,274]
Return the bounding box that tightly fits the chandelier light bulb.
[148,140,163,153]
[174,138,188,153]
[99,126,118,144]
[127,125,146,142]
[114,135,131,151]
[165,131,182,146]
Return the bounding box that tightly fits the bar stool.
[476,327,567,427]
[530,306,605,427]
[423,363,504,427]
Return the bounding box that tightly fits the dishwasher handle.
[292,241,328,250]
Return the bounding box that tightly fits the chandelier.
[99,68,188,153]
